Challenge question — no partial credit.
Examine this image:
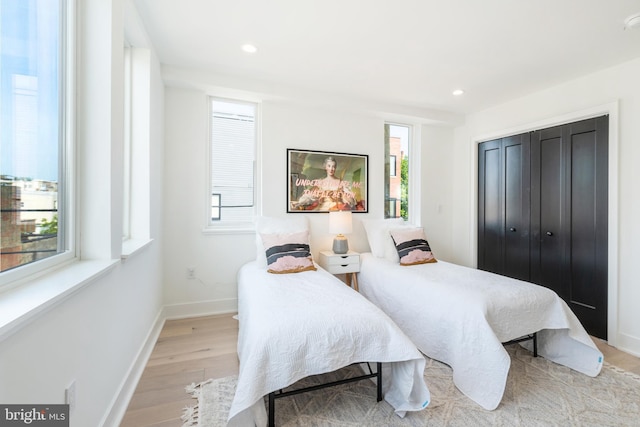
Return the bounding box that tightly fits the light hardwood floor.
[119,314,239,427]
[120,313,640,427]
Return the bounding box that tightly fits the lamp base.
[332,235,349,254]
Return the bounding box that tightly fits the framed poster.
[287,149,368,213]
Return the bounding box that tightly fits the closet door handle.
[509,227,516,232]
[546,231,554,236]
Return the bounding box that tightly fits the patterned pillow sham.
[255,216,309,267]
[261,230,317,274]
[390,227,437,266]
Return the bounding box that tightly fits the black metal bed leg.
[268,392,275,427]
[376,362,382,402]
[533,332,538,357]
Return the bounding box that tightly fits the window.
[1,0,73,281]
[384,123,410,220]
[208,98,257,228]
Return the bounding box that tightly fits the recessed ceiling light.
[624,13,640,30]
[452,89,465,96]
[241,44,257,53]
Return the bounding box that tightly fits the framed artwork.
[287,148,368,213]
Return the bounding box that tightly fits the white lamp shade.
[329,211,353,235]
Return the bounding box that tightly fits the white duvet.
[228,261,431,426]
[358,253,604,411]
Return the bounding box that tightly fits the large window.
[384,123,410,219]
[208,98,257,227]
[1,0,72,279]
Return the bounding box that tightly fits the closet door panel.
[478,140,503,273]
[537,133,568,299]
[566,117,608,338]
[570,131,597,306]
[503,135,530,281]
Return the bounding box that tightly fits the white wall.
[0,1,166,425]
[421,125,454,262]
[451,57,640,356]
[162,79,458,314]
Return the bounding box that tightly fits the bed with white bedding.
[358,252,604,411]
[227,260,431,426]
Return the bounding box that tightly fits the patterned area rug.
[181,345,640,426]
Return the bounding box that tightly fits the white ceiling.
[133,0,640,115]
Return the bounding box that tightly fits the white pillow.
[255,215,309,267]
[361,218,405,260]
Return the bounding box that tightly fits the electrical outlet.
[187,267,195,279]
[65,380,76,412]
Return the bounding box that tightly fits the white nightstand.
[318,250,360,291]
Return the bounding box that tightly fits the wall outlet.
[65,380,76,412]
[187,267,195,279]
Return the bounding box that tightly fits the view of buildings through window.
[385,123,409,220]
[1,0,63,273]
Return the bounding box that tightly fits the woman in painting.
[293,156,356,211]
[317,157,341,191]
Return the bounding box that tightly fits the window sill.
[121,238,154,260]
[0,259,119,342]
[201,226,255,235]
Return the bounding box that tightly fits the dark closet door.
[503,135,531,281]
[478,134,530,281]
[531,116,608,339]
[530,126,567,297]
[478,139,503,274]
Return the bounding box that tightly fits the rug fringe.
[182,379,215,426]
[181,404,198,427]
[604,362,640,382]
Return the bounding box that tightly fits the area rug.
[181,345,640,426]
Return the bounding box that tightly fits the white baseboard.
[100,309,166,427]
[615,332,640,358]
[100,298,238,426]
[163,298,238,320]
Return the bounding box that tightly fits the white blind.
[210,99,256,222]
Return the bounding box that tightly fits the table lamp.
[329,211,352,254]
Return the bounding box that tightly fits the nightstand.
[318,250,360,291]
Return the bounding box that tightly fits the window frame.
[120,44,153,258]
[384,122,420,224]
[122,44,132,241]
[0,0,77,290]
[203,96,261,234]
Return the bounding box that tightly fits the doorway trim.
[470,101,619,346]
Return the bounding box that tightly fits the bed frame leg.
[268,392,275,427]
[376,362,382,402]
[533,332,538,357]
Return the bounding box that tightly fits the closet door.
[478,139,503,274]
[531,116,608,339]
[502,135,531,281]
[565,117,608,339]
[530,126,568,298]
[478,134,530,281]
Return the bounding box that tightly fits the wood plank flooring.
[119,314,239,427]
[119,313,640,427]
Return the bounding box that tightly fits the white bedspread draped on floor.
[228,261,431,427]
[358,253,604,411]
